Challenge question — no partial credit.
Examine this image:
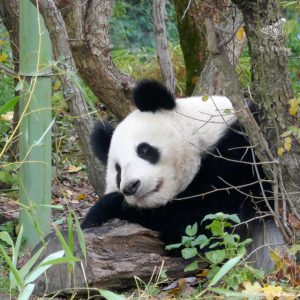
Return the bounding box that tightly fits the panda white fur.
[82,80,284,270]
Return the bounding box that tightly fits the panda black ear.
[90,121,114,165]
[133,80,176,112]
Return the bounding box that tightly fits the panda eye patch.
[137,143,160,164]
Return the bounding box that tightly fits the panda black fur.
[82,80,284,270]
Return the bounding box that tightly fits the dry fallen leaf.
[67,165,82,173]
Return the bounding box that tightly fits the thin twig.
[0,64,16,75]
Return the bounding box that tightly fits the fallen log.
[33,219,206,296]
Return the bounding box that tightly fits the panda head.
[92,80,234,208]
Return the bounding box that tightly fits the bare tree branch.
[153,0,176,93]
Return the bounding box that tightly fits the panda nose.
[122,180,141,196]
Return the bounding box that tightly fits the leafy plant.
[166,212,264,291]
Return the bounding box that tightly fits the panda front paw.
[81,192,124,229]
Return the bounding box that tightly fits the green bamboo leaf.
[67,213,74,254]
[208,254,243,287]
[0,231,14,248]
[53,225,74,259]
[98,289,126,300]
[19,245,46,281]
[13,225,24,267]
[74,212,87,261]
[38,256,80,267]
[17,283,35,300]
[24,250,64,285]
[0,245,24,290]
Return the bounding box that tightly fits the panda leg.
[246,218,286,271]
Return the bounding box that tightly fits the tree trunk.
[0,1,20,159]
[193,5,246,96]
[56,0,134,119]
[32,0,107,197]
[153,0,176,93]
[232,0,299,239]
[173,0,208,95]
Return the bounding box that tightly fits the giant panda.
[82,80,284,270]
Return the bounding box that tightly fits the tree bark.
[56,0,134,119]
[33,220,205,296]
[153,0,176,93]
[232,0,299,239]
[173,0,208,95]
[0,1,20,159]
[32,0,106,197]
[193,5,246,96]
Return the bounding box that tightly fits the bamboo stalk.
[19,0,52,247]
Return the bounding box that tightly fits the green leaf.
[24,250,65,285]
[74,213,87,261]
[165,242,182,250]
[209,287,247,298]
[17,283,35,300]
[98,289,126,300]
[182,236,195,244]
[192,234,209,248]
[38,256,80,267]
[206,220,223,236]
[181,247,198,259]
[202,95,209,102]
[205,250,226,265]
[53,225,74,260]
[208,254,243,287]
[0,231,14,248]
[13,225,24,267]
[0,245,24,290]
[0,96,20,115]
[208,241,220,249]
[185,223,198,237]
[225,214,240,224]
[184,260,199,272]
[238,238,252,248]
[67,213,74,254]
[202,213,217,222]
[223,233,238,246]
[19,245,46,282]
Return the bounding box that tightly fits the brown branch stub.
[33,219,205,296]
[153,0,176,94]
